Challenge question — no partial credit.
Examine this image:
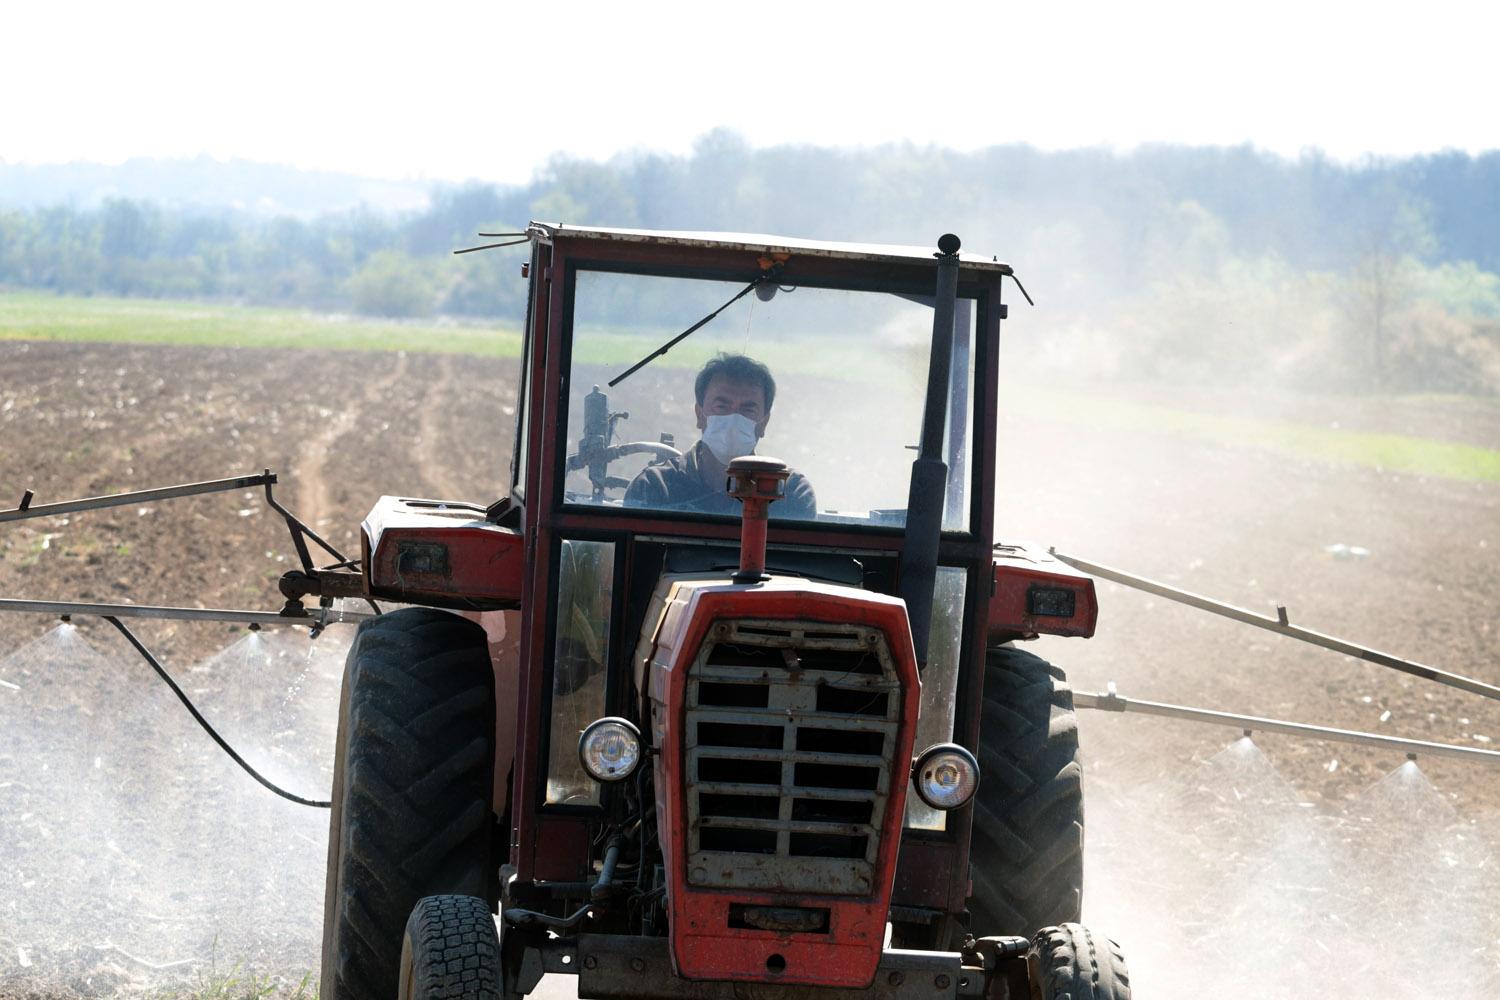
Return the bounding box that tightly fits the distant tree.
[1411,260,1500,319]
[32,205,100,292]
[100,199,157,259]
[1399,150,1500,274]
[443,246,528,317]
[1346,196,1435,388]
[406,183,513,255]
[347,249,440,317]
[529,155,640,227]
[6,143,1500,397]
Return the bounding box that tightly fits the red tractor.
[314,224,1127,1000]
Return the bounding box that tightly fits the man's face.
[695,375,769,437]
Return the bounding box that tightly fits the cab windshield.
[563,268,976,533]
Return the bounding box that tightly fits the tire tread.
[322,608,496,1000]
[968,645,1084,935]
[400,895,502,1000]
[1027,922,1130,1000]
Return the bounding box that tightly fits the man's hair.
[694,353,777,411]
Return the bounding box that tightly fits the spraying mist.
[1083,733,1499,996]
[0,621,350,995]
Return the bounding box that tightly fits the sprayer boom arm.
[0,597,372,628]
[1052,550,1500,704]
[0,472,276,523]
[1075,685,1500,767]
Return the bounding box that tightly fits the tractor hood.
[635,572,922,988]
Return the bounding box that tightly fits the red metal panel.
[471,610,523,812]
[529,815,592,882]
[988,543,1099,641]
[363,497,523,608]
[890,839,958,909]
[646,578,922,989]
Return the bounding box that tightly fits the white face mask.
[701,413,759,464]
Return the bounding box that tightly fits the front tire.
[1027,923,1130,999]
[968,645,1084,935]
[398,895,503,1000]
[322,608,498,1000]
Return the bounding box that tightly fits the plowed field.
[2,339,1497,998]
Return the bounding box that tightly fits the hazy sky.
[4,0,1496,184]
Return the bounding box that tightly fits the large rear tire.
[322,608,498,1000]
[1027,923,1130,999]
[398,895,503,1000]
[968,645,1084,936]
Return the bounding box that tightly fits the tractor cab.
[512,223,1004,838]
[327,224,1122,1000]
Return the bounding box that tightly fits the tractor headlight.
[579,717,643,782]
[911,743,979,811]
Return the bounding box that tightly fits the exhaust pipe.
[900,233,963,663]
[725,456,790,584]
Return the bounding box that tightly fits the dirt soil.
[1,340,1497,997]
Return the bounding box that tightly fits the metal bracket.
[963,936,1030,999]
[258,469,357,576]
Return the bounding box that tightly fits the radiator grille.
[685,619,900,895]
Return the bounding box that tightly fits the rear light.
[1026,585,1077,617]
[911,743,979,811]
[989,542,1098,640]
[362,496,523,610]
[579,717,643,782]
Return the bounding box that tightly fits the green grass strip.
[0,291,916,383]
[0,291,522,357]
[9,292,1495,482]
[1035,389,1500,483]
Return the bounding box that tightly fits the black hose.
[103,616,332,808]
[591,836,624,901]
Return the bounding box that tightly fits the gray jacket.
[623,442,817,519]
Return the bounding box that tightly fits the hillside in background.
[0,156,432,216]
[3,135,1498,392]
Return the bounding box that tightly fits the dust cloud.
[0,620,351,995]
[1083,734,1500,997]
[990,209,1500,994]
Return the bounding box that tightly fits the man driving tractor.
[624,353,816,517]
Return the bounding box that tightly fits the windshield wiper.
[607,264,784,388]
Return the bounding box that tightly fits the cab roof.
[527,222,1013,275]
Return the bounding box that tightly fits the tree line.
[1,134,1497,391]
